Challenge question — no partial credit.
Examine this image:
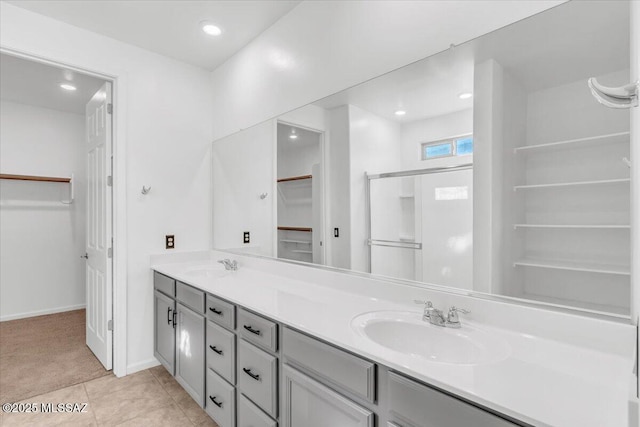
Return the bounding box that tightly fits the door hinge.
[108,247,113,258]
[107,319,113,331]
[107,103,112,114]
[107,176,112,187]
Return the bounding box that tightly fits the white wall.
[0,3,213,374]
[348,105,402,273]
[212,121,275,256]
[208,1,564,141]
[0,101,86,320]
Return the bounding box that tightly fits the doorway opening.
[0,52,114,403]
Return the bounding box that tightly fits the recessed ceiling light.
[201,22,222,36]
[60,83,77,91]
[394,110,406,116]
[458,92,473,100]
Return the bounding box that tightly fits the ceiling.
[1,53,106,114]
[6,0,300,71]
[314,0,628,124]
[277,123,321,149]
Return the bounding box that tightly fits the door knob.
[81,253,89,259]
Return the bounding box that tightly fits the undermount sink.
[351,311,510,365]
[183,265,229,278]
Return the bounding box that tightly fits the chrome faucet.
[217,259,238,271]
[414,300,469,328]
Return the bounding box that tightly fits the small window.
[422,141,453,160]
[455,137,473,155]
[421,135,473,160]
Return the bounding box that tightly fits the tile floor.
[1,366,219,426]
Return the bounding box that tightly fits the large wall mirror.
[212,0,633,319]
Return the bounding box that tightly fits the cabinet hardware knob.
[209,345,223,355]
[243,368,260,381]
[243,325,261,336]
[209,396,223,408]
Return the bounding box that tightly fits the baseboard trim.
[126,358,160,376]
[0,304,86,322]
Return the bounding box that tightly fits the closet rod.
[0,173,71,183]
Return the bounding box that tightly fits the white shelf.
[291,250,313,254]
[513,258,630,276]
[513,224,630,230]
[399,194,414,199]
[280,239,312,244]
[513,131,630,154]
[513,178,630,191]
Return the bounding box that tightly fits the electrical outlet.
[334,228,339,238]
[243,231,250,244]
[166,235,175,249]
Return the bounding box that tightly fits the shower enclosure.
[366,164,473,289]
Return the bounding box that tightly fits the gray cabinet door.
[154,290,175,375]
[388,372,519,427]
[282,365,374,427]
[176,302,206,407]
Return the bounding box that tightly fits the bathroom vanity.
[152,252,635,427]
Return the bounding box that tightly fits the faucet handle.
[447,306,470,326]
[414,300,434,321]
[450,306,470,315]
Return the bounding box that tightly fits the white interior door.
[85,82,113,370]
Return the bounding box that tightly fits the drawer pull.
[243,325,261,336]
[172,311,177,328]
[209,345,223,355]
[209,395,223,408]
[167,307,173,325]
[243,368,261,381]
[209,307,223,315]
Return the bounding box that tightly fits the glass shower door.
[368,175,422,281]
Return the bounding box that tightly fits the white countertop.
[152,254,635,427]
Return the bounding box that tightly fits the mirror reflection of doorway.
[276,122,325,264]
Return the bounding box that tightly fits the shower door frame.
[365,163,473,273]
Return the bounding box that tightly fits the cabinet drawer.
[238,393,277,427]
[154,271,175,297]
[238,308,278,352]
[176,281,205,314]
[237,339,278,418]
[206,294,235,330]
[206,320,235,384]
[283,328,376,403]
[388,372,519,427]
[206,368,235,427]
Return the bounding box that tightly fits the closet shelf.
[277,174,312,183]
[0,173,71,183]
[513,178,630,191]
[291,250,313,254]
[280,239,312,244]
[513,131,630,154]
[278,226,312,232]
[513,258,630,276]
[513,224,630,230]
